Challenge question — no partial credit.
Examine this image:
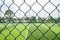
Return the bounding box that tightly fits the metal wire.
[0,0,60,40]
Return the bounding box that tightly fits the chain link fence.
[0,0,60,40]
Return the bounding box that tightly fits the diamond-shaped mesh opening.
[15,10,24,19]
[25,0,36,6]
[50,10,58,18]
[38,0,49,6]
[11,29,19,37]
[51,24,60,34]
[6,35,14,40]
[0,0,60,40]
[38,24,49,33]
[44,30,55,40]
[44,2,55,13]
[5,0,12,7]
[51,0,60,6]
[2,29,9,36]
[16,23,25,32]
[27,24,36,33]
[32,3,42,13]
[26,10,36,17]
[6,23,14,31]
[9,4,18,13]
[1,5,8,13]
[14,0,23,6]
[16,35,25,40]
[20,3,30,13]
[32,30,42,39]
[38,10,49,18]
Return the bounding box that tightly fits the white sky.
[0,0,60,18]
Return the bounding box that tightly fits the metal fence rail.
[0,0,60,40]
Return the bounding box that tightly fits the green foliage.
[25,17,29,20]
[0,23,60,40]
[0,10,60,23]
[29,16,36,22]
[5,10,14,17]
[4,10,14,22]
[57,17,60,23]
[24,17,30,22]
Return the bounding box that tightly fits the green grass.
[0,23,60,40]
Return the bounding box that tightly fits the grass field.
[0,23,60,40]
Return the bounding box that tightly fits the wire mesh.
[0,0,60,40]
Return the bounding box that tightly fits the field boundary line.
[24,26,30,40]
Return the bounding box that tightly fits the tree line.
[0,10,60,23]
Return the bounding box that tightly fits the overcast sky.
[0,0,60,18]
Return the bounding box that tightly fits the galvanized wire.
[0,0,60,40]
